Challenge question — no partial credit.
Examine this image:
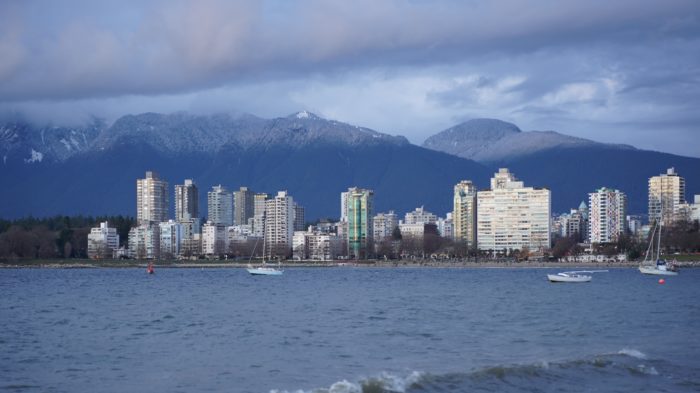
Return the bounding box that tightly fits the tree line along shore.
[2,258,700,269]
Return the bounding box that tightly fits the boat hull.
[547,274,591,283]
[247,268,283,276]
[638,266,678,276]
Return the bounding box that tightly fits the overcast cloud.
[0,0,698,157]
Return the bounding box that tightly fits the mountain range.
[1,113,698,220]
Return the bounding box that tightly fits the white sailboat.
[246,216,283,276]
[547,270,607,283]
[638,219,678,276]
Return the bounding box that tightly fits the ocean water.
[1,267,699,393]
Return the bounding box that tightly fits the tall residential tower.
[137,171,169,225]
[648,167,686,225]
[453,180,477,248]
[345,187,374,259]
[589,187,627,243]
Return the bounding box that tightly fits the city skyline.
[0,1,698,157]
[113,167,700,260]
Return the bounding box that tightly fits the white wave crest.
[270,371,425,393]
[618,348,648,360]
[637,365,659,376]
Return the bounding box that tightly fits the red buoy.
[658,278,665,284]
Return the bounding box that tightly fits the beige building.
[477,169,551,252]
[264,191,295,258]
[453,180,477,247]
[137,171,169,225]
[648,167,686,225]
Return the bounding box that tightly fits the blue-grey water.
[1,267,699,393]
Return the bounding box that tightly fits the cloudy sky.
[1,0,699,157]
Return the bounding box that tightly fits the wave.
[271,349,691,393]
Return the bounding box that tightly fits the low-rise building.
[128,224,160,259]
[159,220,182,258]
[87,222,120,259]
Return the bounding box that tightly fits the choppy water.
[1,267,699,393]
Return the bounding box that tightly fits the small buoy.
[658,278,665,284]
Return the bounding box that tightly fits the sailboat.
[246,219,283,276]
[638,218,678,276]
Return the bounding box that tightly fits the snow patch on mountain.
[24,149,43,163]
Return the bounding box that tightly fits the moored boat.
[547,270,608,283]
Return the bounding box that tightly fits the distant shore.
[2,259,700,269]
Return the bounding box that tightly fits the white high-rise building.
[207,185,234,227]
[174,179,199,222]
[477,168,551,252]
[648,168,686,225]
[373,211,398,243]
[87,222,119,259]
[137,171,169,225]
[159,220,182,258]
[264,191,295,258]
[589,187,627,244]
[453,180,477,247]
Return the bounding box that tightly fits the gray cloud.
[0,0,699,157]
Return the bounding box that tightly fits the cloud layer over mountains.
[1,0,698,157]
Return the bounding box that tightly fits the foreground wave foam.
[271,349,664,393]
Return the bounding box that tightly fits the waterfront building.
[174,179,199,222]
[453,180,477,247]
[251,193,268,237]
[677,194,700,223]
[589,187,627,244]
[293,228,343,261]
[477,168,551,252]
[159,220,182,258]
[553,202,588,241]
[626,215,644,237]
[437,213,454,239]
[207,185,234,227]
[404,206,437,225]
[399,223,428,239]
[294,203,305,231]
[373,211,398,243]
[87,222,119,259]
[264,191,296,258]
[180,234,201,258]
[345,187,374,259]
[128,224,160,259]
[233,187,255,226]
[340,191,349,222]
[201,221,227,256]
[649,167,686,225]
[137,171,169,225]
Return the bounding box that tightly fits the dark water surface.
[1,267,699,392]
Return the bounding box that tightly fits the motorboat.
[547,270,607,283]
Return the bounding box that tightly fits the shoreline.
[2,259,700,269]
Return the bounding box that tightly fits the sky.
[0,0,699,157]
